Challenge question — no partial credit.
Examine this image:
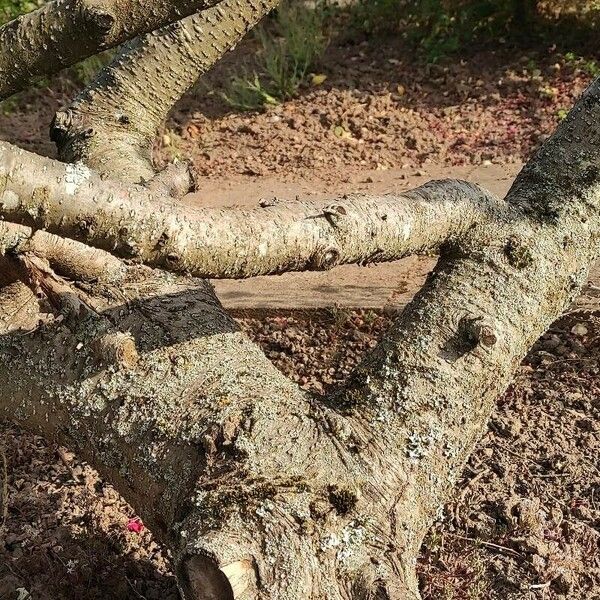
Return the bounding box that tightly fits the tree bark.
[50,0,278,182]
[0,142,505,277]
[1,0,600,595]
[0,0,228,99]
[1,76,600,599]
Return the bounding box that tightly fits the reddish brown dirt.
[1,23,600,600]
[1,310,599,599]
[0,35,593,187]
[161,38,592,184]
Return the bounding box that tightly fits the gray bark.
[0,145,504,277]
[0,78,599,598]
[0,0,599,596]
[0,0,225,99]
[51,0,278,182]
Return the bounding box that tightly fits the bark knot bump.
[81,0,117,35]
[310,245,341,270]
[91,332,139,369]
[465,316,497,349]
[504,236,533,269]
[50,110,75,145]
[322,203,348,227]
[443,314,499,361]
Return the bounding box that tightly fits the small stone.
[554,572,573,593]
[570,323,588,337]
[540,334,561,350]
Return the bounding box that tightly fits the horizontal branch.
[0,0,222,99]
[0,142,506,279]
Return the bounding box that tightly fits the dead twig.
[0,444,8,533]
[448,533,523,558]
[126,576,149,600]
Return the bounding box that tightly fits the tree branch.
[0,221,124,282]
[0,0,225,99]
[51,0,279,181]
[0,141,505,277]
[320,79,600,594]
[2,2,600,594]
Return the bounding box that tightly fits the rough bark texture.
[0,142,505,277]
[0,279,40,332]
[1,77,599,599]
[0,0,225,99]
[1,0,600,595]
[0,220,124,283]
[50,0,278,182]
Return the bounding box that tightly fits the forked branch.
[52,0,279,181]
[0,0,225,99]
[0,221,124,283]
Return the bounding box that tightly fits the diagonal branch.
[0,141,506,278]
[2,73,600,600]
[314,79,600,595]
[0,0,225,99]
[0,221,124,282]
[51,0,279,182]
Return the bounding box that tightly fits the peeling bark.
[0,0,226,99]
[51,0,279,181]
[0,279,40,333]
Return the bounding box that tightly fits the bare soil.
[1,27,600,600]
[1,310,599,599]
[161,35,592,185]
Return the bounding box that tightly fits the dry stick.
[449,533,523,558]
[0,444,7,533]
[0,141,508,279]
[52,0,280,182]
[0,0,225,99]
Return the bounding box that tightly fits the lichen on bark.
[1,0,600,597]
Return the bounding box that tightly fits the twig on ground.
[448,533,523,558]
[0,444,7,533]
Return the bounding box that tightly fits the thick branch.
[0,0,224,99]
[0,141,504,277]
[322,80,600,592]
[51,0,279,181]
[3,27,600,600]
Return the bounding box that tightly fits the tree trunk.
[1,0,599,598]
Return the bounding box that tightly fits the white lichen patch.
[320,520,368,572]
[258,241,269,256]
[336,521,366,566]
[193,489,208,507]
[64,162,91,196]
[255,499,276,518]
[0,189,19,210]
[320,532,341,551]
